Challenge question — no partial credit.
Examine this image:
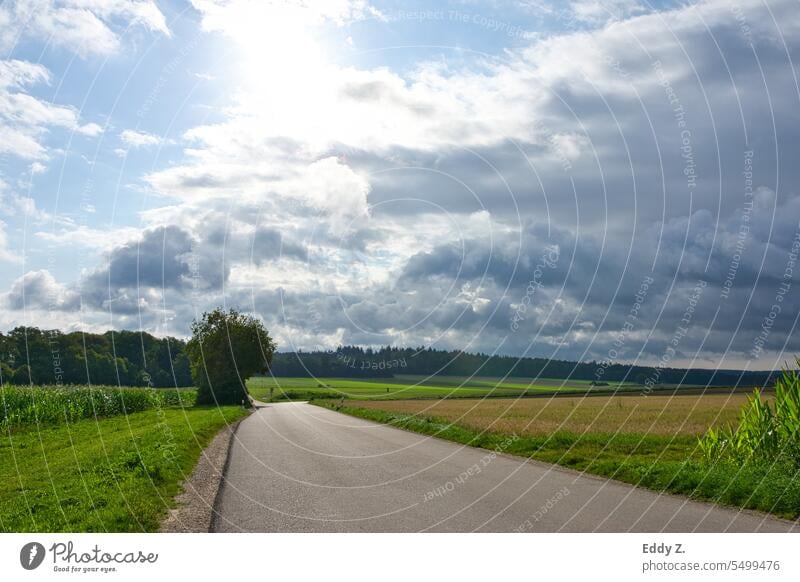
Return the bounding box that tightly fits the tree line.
[0,327,192,387]
[0,326,778,390]
[270,345,778,387]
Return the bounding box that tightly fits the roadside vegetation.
[699,365,800,472]
[315,389,800,520]
[0,405,247,532]
[0,308,272,532]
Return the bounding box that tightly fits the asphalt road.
[213,402,798,532]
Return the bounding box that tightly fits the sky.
[0,0,799,371]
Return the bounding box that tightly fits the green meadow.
[247,374,640,402]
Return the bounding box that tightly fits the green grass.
[0,405,247,532]
[247,375,638,402]
[317,401,800,520]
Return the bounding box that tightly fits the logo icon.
[20,542,46,570]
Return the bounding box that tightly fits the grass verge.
[0,405,247,532]
[316,401,800,520]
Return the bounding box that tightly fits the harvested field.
[348,393,761,436]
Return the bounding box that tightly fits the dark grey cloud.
[260,189,800,365]
[252,226,308,263]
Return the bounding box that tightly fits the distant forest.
[0,327,191,387]
[270,346,779,387]
[0,328,779,388]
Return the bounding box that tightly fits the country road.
[212,402,798,533]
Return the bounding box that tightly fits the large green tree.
[185,308,275,406]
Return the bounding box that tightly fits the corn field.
[0,384,196,431]
[699,365,800,466]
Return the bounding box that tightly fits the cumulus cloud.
[20,213,308,319]
[78,122,103,136]
[119,128,161,148]
[288,157,371,234]
[82,225,197,295]
[0,59,49,89]
[4,269,77,309]
[0,0,170,57]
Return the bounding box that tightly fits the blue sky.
[1,0,800,370]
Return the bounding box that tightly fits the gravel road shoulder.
[160,413,250,533]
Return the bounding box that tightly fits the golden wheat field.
[349,393,764,436]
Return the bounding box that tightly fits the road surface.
[213,402,797,532]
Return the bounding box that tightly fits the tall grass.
[699,365,800,466]
[0,385,196,431]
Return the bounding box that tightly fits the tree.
[185,308,275,406]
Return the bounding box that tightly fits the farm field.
[247,374,641,402]
[0,385,246,532]
[1,385,195,430]
[345,393,756,436]
[316,393,800,519]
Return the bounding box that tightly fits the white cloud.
[78,122,103,136]
[0,59,50,89]
[71,0,170,35]
[569,0,646,24]
[0,125,48,159]
[286,157,370,234]
[0,184,35,218]
[0,0,170,57]
[35,224,141,251]
[0,58,103,161]
[549,132,589,162]
[191,0,382,32]
[0,179,76,228]
[119,128,161,148]
[0,219,20,263]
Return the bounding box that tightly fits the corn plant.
[699,362,800,466]
[0,384,195,431]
